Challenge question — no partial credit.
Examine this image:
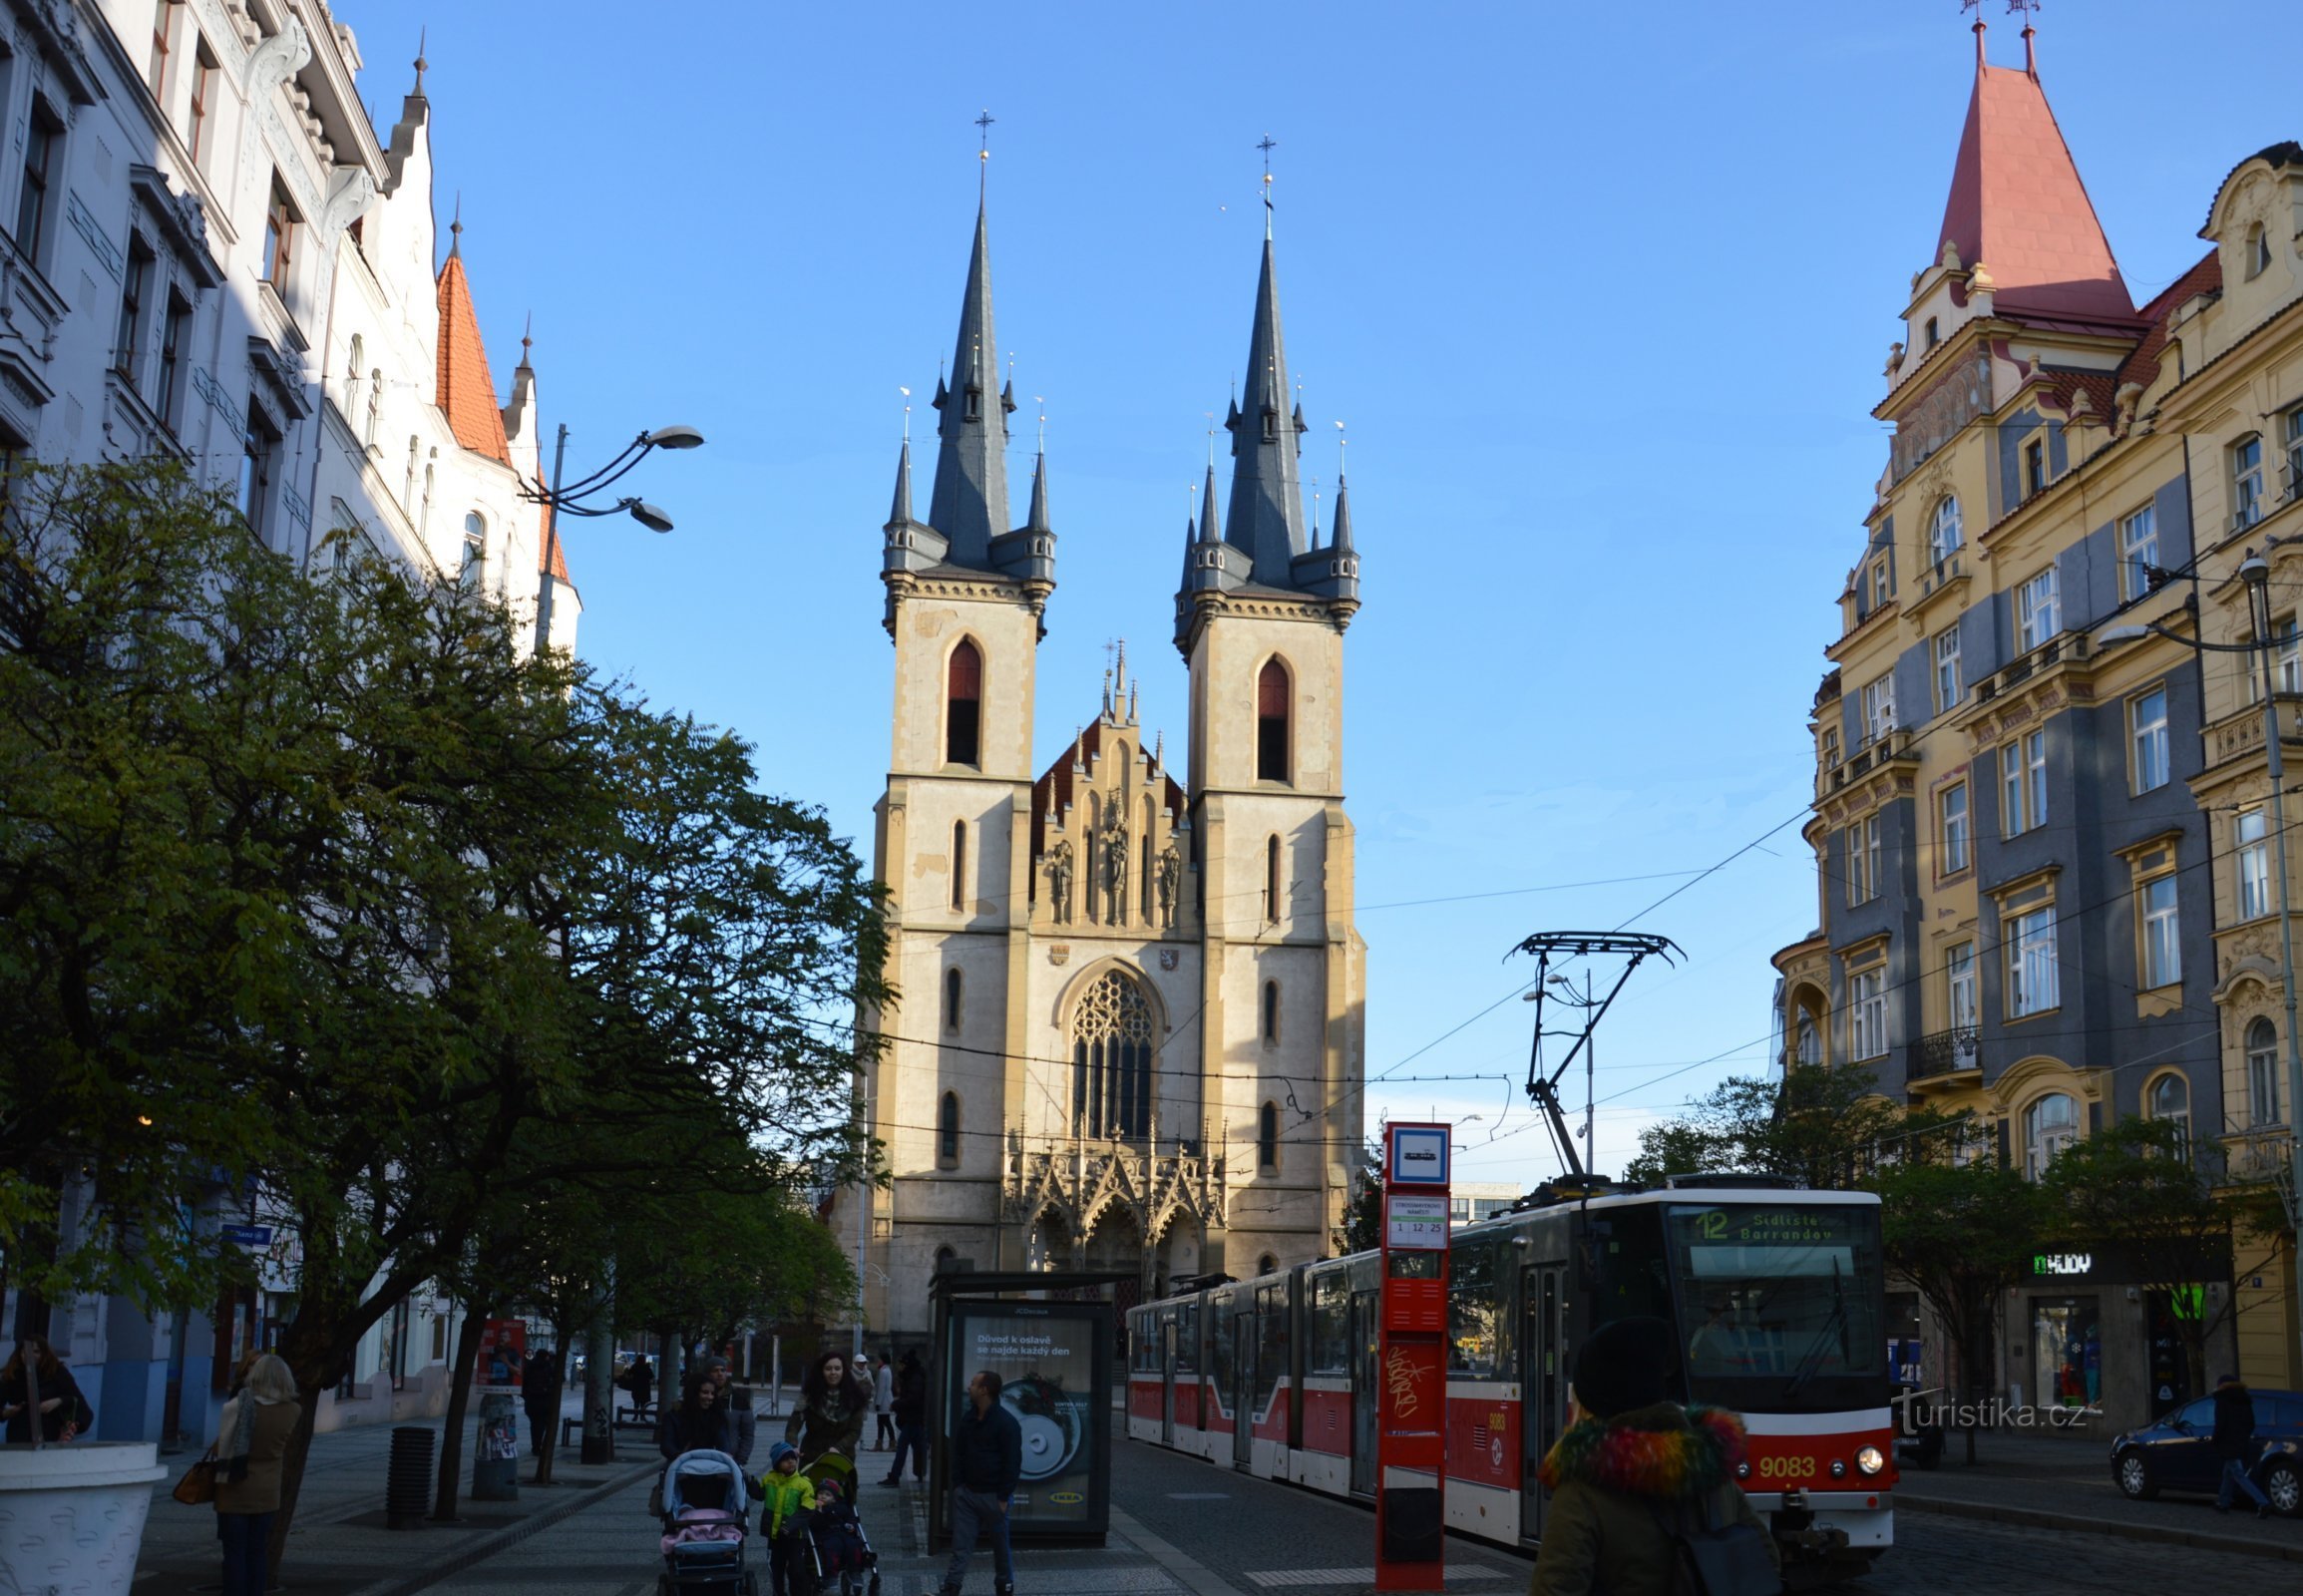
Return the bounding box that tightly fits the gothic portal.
[837,190,1366,1339]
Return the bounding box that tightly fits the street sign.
[219,1224,271,1248]
[1376,1123,1448,1592]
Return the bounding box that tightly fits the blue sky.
[356,1,2299,1185]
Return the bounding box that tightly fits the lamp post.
[526,422,704,655]
[2099,557,2303,1377]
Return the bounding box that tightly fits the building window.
[1947,942,1977,1031]
[346,334,364,408]
[2238,810,2272,920]
[1869,558,1890,612]
[114,237,154,381]
[2023,1092,2079,1179]
[2119,505,2158,600]
[2023,437,2047,499]
[943,967,962,1032]
[1846,814,1882,906]
[1848,967,1887,1061]
[2247,224,2271,280]
[1859,673,1896,746]
[1928,496,1963,567]
[365,366,382,447]
[938,1091,960,1167]
[149,3,177,99]
[1940,783,1970,875]
[2146,1073,2190,1160]
[1071,969,1154,1140]
[2007,905,2059,1018]
[1819,726,1839,771]
[2130,687,2169,793]
[2017,569,2059,650]
[1924,316,1940,349]
[946,638,981,766]
[2233,435,2264,532]
[262,181,296,288]
[1257,659,1290,782]
[1934,628,1962,713]
[158,292,192,425]
[461,511,486,588]
[950,820,967,912]
[2247,1018,2283,1126]
[2286,403,2303,503]
[1262,980,1279,1043]
[1265,834,1282,924]
[2001,731,2047,836]
[2139,873,2181,990]
[1258,1101,1279,1173]
[15,98,60,261]
[239,403,277,540]
[189,38,216,164]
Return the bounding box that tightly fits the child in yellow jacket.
[760,1442,815,1595]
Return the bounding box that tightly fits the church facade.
[841,196,1367,1339]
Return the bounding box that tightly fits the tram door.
[1161,1319,1178,1445]
[1520,1263,1568,1542]
[1232,1311,1257,1468]
[1348,1290,1379,1496]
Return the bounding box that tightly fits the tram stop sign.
[1377,1123,1449,1591]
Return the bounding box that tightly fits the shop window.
[2030,1297,2099,1411]
[946,639,981,766]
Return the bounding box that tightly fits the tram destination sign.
[1384,1194,1449,1251]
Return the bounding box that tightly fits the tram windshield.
[1665,1203,1885,1412]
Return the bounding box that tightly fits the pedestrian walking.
[2211,1374,2273,1517]
[725,1364,759,1469]
[1527,1316,1778,1596]
[937,1370,1021,1596]
[619,1355,655,1418]
[522,1347,562,1457]
[0,1334,94,1442]
[882,1349,929,1486]
[660,1362,743,1459]
[784,1350,873,1477]
[760,1441,815,1596]
[213,1354,300,1596]
[872,1353,896,1450]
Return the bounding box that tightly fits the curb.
[345,1459,660,1596]
[1897,1490,2303,1564]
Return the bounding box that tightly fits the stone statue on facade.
[1046,839,1074,924]
[1156,844,1180,930]
[1102,814,1129,925]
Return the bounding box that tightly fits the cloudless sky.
[353,0,2298,1186]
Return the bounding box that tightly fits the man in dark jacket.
[2211,1374,2272,1516]
[883,1350,928,1486]
[939,1370,1022,1596]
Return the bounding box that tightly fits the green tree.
[1625,1062,1949,1189]
[1337,1138,1382,1254]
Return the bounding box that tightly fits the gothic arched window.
[938,1090,960,1167]
[944,967,962,1032]
[1265,835,1282,924]
[1262,980,1279,1043]
[1071,969,1153,1140]
[951,820,967,912]
[1257,658,1290,782]
[1258,1100,1279,1172]
[947,639,981,766]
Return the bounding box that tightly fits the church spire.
[1223,234,1309,584]
[927,200,1015,566]
[1024,448,1049,533]
[889,439,915,528]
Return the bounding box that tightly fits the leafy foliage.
[1624,1062,1952,1189]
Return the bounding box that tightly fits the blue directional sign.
[219,1224,272,1248]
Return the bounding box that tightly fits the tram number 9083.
[1752,1454,1820,1480]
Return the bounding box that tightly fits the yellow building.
[1771,19,2303,1418]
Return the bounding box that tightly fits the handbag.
[173,1449,219,1506]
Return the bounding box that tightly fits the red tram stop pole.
[1375,1122,1450,1592]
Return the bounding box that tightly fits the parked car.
[2110,1388,2303,1515]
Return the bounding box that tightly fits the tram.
[1125,1177,1895,1581]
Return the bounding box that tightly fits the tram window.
[1588,1207,1675,1324]
[1176,1303,1199,1373]
[1311,1274,1349,1374]
[1210,1301,1236,1389]
[1259,1282,1289,1408]
[1449,1235,1504,1379]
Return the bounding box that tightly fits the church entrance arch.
[1026,1206,1073,1272]
[1085,1204,1146,1317]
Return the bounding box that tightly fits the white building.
[0,0,574,1444]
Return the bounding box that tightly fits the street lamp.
[2097,559,2303,1376]
[525,423,706,654]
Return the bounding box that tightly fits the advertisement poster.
[952,1305,1099,1529]
[476,1318,527,1391]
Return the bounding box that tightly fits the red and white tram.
[1125,1178,1896,1582]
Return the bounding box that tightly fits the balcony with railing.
[1906,1026,1981,1087]
[2219,1123,2294,1185]
[1819,726,1919,799]
[1973,631,2093,707]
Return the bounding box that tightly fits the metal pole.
[2243,561,2303,1381]
[854,1064,870,1366]
[533,423,569,655]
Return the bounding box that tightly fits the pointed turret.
[927,202,1015,566]
[1329,475,1354,553]
[436,241,511,465]
[1198,463,1222,545]
[890,440,915,528]
[1933,23,2132,322]
[1024,449,1050,533]
[1223,237,1310,583]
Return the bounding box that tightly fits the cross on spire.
[976,109,995,197]
[1258,134,1278,239]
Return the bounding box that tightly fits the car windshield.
[1667,1203,1884,1408]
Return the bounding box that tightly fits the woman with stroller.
[784,1351,872,1476]
[659,1362,743,1459]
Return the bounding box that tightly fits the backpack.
[1649,1488,1780,1596]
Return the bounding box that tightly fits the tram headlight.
[1855,1445,1886,1476]
[1735,1460,1751,1480]
[1829,1458,1847,1479]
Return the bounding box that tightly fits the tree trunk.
[433,1303,486,1521]
[265,1374,327,1582]
[533,1351,564,1485]
[581,1307,614,1463]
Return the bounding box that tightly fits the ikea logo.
[1047,1490,1084,1505]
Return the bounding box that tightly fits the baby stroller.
[656,1448,757,1596]
[786,1474,882,1596]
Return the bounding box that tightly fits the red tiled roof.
[537,497,570,585]
[1936,64,2133,321]
[1027,717,1184,862]
[435,252,512,465]
[2113,249,2223,395]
